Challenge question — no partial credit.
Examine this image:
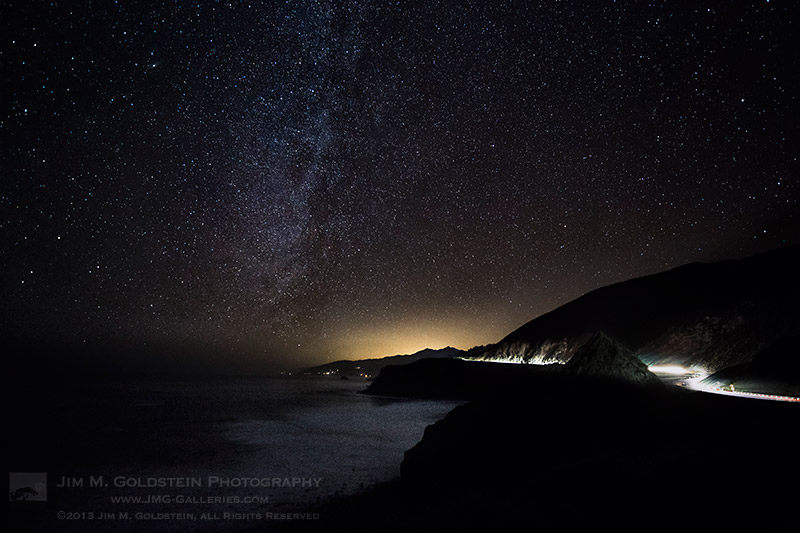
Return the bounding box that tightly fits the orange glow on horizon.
[325,320,500,362]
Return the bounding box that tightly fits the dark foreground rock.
[283,375,798,533]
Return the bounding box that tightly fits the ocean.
[8,374,463,532]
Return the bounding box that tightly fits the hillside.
[700,336,800,396]
[468,246,800,373]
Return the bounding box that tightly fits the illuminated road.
[648,365,800,403]
[691,386,800,403]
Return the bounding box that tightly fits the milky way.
[2,1,798,370]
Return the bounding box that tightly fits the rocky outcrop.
[564,331,661,385]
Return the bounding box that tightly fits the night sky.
[2,1,798,371]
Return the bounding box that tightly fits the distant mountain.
[469,246,800,373]
[299,346,471,378]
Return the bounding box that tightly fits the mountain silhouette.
[299,346,467,378]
